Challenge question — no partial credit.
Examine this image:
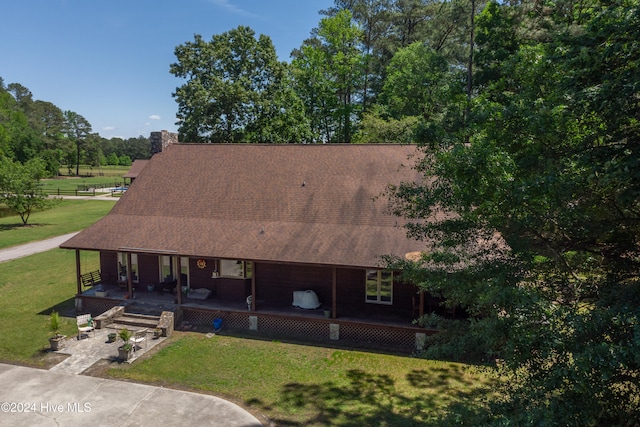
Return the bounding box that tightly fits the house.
[61,138,441,351]
[122,159,148,185]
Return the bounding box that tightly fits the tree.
[62,110,92,175]
[381,41,456,120]
[106,152,119,165]
[292,10,364,142]
[118,154,131,166]
[388,1,640,424]
[0,156,56,225]
[322,0,393,109]
[291,39,341,142]
[171,27,309,142]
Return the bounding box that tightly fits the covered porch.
[71,249,441,352]
[77,289,434,352]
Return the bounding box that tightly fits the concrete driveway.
[0,363,263,427]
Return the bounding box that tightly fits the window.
[159,256,189,286]
[159,255,173,282]
[219,259,249,278]
[117,253,138,283]
[365,270,393,304]
[180,257,189,287]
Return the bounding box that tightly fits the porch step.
[123,301,177,317]
[111,313,160,330]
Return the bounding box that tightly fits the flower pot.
[118,345,133,361]
[49,335,66,351]
[107,333,117,343]
[323,309,331,318]
[147,285,155,292]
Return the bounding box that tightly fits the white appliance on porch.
[292,290,321,309]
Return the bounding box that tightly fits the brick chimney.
[150,130,179,155]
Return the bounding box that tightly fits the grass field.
[0,199,116,249]
[0,201,494,425]
[40,176,127,193]
[57,164,131,178]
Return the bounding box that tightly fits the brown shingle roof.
[61,144,425,268]
[122,160,149,179]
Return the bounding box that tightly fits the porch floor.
[82,284,421,329]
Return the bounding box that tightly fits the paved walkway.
[0,232,79,263]
[50,327,166,375]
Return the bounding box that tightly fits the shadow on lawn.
[38,297,77,318]
[0,222,50,231]
[250,366,494,426]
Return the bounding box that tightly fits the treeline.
[0,80,150,176]
[172,0,594,144]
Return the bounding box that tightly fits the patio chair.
[130,328,148,351]
[76,314,95,340]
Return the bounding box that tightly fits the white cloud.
[102,126,115,131]
[148,114,161,120]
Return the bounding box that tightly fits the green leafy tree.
[291,39,341,143]
[322,0,393,109]
[62,110,92,175]
[118,154,131,166]
[106,152,119,165]
[171,26,309,142]
[292,10,364,142]
[381,41,458,120]
[352,105,419,143]
[388,0,640,424]
[0,156,56,225]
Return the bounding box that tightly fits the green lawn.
[40,176,126,193]
[57,164,131,178]
[0,199,116,249]
[0,201,495,425]
[110,333,494,425]
[0,249,91,364]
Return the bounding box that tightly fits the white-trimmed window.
[117,252,138,283]
[365,269,393,304]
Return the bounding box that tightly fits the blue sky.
[0,0,333,139]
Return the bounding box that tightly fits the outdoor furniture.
[187,288,212,300]
[156,280,177,295]
[130,328,147,351]
[292,290,321,309]
[80,270,108,288]
[76,314,95,340]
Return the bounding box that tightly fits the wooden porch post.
[176,256,182,304]
[251,263,256,311]
[126,252,133,298]
[331,267,337,319]
[75,250,82,295]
